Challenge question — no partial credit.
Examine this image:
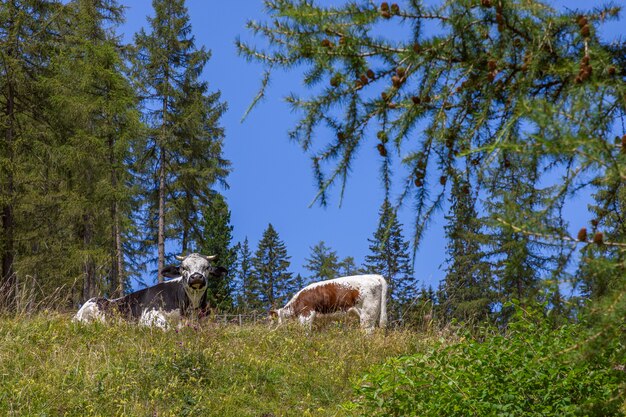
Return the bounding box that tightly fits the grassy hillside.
[0,314,433,416]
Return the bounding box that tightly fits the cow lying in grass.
[270,274,388,333]
[73,253,227,329]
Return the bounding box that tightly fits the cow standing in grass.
[270,274,388,333]
[73,253,227,329]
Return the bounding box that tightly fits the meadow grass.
[0,313,436,416]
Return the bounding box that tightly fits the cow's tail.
[378,275,388,328]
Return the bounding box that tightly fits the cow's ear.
[161,265,180,278]
[212,266,228,277]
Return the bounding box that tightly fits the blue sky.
[120,0,624,290]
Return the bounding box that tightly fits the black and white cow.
[73,253,227,328]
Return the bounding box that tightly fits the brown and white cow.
[73,253,227,329]
[270,274,388,333]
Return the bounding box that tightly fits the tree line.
[0,0,228,310]
[236,0,626,334]
[2,0,626,334]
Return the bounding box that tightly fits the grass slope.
[0,313,431,416]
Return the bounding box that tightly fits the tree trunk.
[114,209,125,296]
[157,63,169,282]
[82,214,96,301]
[1,49,17,310]
[109,135,125,297]
[158,144,166,283]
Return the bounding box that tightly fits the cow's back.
[288,274,385,315]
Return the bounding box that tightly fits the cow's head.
[269,308,289,324]
[162,253,227,291]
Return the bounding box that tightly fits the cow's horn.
[175,255,186,261]
[203,254,217,261]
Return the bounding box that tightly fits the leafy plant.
[346,306,625,416]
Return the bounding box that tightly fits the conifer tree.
[238,1,626,314]
[234,237,254,309]
[134,0,229,282]
[250,224,294,310]
[196,193,236,310]
[239,1,624,253]
[0,0,64,308]
[364,200,416,318]
[338,256,362,276]
[482,150,566,322]
[442,173,492,323]
[45,0,141,301]
[576,176,626,299]
[303,241,341,281]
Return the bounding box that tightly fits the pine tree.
[482,150,565,322]
[576,175,626,299]
[44,0,141,301]
[239,1,624,253]
[238,2,626,329]
[0,0,64,309]
[196,193,236,310]
[234,237,254,309]
[134,0,229,282]
[364,200,416,320]
[442,173,492,323]
[303,241,340,281]
[338,256,362,276]
[250,224,295,310]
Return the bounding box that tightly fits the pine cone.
[581,24,590,37]
[593,232,604,245]
[577,227,587,241]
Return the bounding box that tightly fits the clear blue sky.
[120,0,623,290]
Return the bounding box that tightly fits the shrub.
[345,308,625,416]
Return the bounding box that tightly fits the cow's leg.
[139,309,169,329]
[298,311,316,332]
[360,312,376,334]
[73,298,106,323]
[359,294,383,334]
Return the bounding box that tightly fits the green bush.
[346,309,625,416]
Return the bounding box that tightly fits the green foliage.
[0,313,424,416]
[197,193,237,309]
[133,0,230,281]
[346,307,625,416]
[250,224,296,309]
[364,200,416,319]
[239,1,625,244]
[442,173,492,323]
[304,241,341,282]
[233,237,254,309]
[0,0,140,307]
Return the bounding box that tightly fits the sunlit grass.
[0,313,437,416]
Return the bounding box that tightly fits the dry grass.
[0,312,440,416]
